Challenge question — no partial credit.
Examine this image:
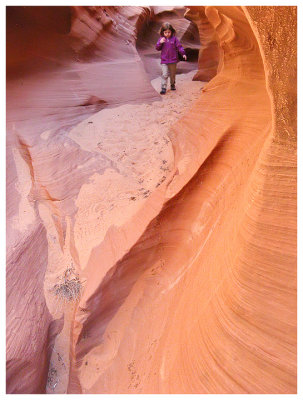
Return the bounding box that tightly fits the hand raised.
[160,37,166,43]
[183,55,187,60]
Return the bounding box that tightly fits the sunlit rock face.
[6,6,296,394]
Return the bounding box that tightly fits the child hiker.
[156,22,187,95]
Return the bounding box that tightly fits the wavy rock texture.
[6,5,296,394]
[184,7,220,81]
[6,6,157,393]
[6,6,199,394]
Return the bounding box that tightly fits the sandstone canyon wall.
[6,6,296,394]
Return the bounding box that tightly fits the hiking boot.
[171,84,176,90]
[160,88,166,95]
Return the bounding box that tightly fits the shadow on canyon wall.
[6,6,296,394]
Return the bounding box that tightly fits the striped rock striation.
[6,6,296,394]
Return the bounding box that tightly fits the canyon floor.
[46,69,205,394]
[68,68,204,267]
[7,6,296,395]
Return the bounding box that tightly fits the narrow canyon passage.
[44,70,204,394]
[6,6,296,395]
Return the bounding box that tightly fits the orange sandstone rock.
[6,6,296,394]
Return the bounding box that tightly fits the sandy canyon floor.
[6,5,297,395]
[68,69,203,268]
[45,69,205,394]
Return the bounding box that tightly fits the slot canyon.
[6,5,297,394]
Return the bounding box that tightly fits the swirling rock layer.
[6,6,296,394]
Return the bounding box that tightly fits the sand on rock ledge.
[45,70,205,394]
[67,70,204,274]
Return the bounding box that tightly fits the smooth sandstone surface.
[6,6,296,394]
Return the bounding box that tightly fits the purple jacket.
[156,35,186,64]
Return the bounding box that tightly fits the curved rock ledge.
[6,6,296,394]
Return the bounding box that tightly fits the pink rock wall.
[6,5,296,394]
[6,6,159,393]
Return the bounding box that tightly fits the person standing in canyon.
[156,22,187,95]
